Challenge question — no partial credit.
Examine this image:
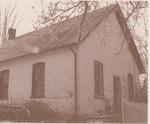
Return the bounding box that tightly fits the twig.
[143,15,148,37]
[78,1,88,42]
[126,1,141,20]
[51,2,82,22]
[68,5,78,18]
[129,1,135,9]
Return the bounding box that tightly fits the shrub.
[23,100,57,122]
[0,100,58,122]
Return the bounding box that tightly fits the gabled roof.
[0,4,145,73]
[114,4,145,73]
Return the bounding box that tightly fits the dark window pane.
[128,73,134,101]
[32,62,45,98]
[94,60,104,97]
[0,70,9,99]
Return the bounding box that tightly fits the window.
[127,73,134,101]
[0,70,9,100]
[32,62,45,98]
[94,60,104,98]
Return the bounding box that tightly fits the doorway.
[113,75,122,113]
[127,73,134,101]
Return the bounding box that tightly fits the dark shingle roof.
[0,5,115,62]
[0,4,145,73]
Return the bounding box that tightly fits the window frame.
[127,73,134,101]
[94,60,104,99]
[31,62,45,98]
[0,69,9,100]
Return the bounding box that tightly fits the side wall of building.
[0,47,76,114]
[0,11,142,116]
[77,12,141,115]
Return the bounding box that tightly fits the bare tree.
[32,0,148,96]
[32,1,108,28]
[32,0,148,69]
[118,1,148,69]
[0,2,20,44]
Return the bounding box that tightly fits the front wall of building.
[78,12,141,115]
[0,48,75,113]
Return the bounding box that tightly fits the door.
[127,73,134,101]
[113,75,122,113]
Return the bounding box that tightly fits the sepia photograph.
[0,0,148,123]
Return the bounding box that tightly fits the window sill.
[94,94,104,99]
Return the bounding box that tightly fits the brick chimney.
[8,28,16,40]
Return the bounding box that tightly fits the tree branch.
[126,1,141,20]
[129,1,135,9]
[143,15,148,37]
[50,2,82,22]
[78,1,88,42]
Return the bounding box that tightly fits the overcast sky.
[0,0,148,39]
[0,0,36,36]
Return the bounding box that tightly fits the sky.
[16,0,35,36]
[0,0,59,36]
[0,0,148,39]
[0,0,36,36]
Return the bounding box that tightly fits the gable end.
[114,5,145,73]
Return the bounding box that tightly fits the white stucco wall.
[0,11,142,116]
[77,12,141,115]
[0,47,75,113]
